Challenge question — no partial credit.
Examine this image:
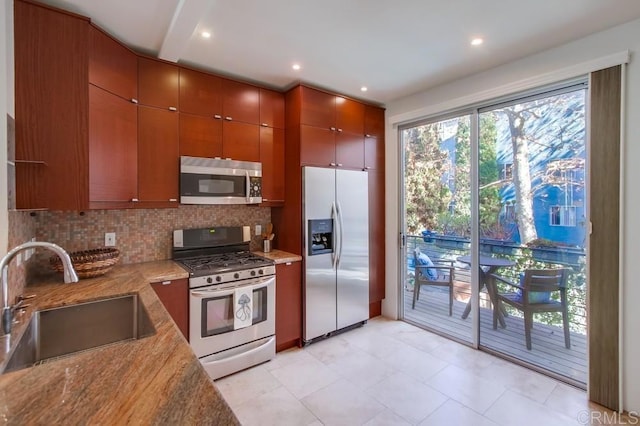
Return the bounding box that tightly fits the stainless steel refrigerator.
[303,166,369,343]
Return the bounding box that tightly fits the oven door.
[189,275,275,358]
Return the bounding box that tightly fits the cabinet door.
[276,262,302,351]
[364,105,385,138]
[138,106,179,206]
[368,170,385,304]
[222,121,260,162]
[89,85,137,206]
[151,278,189,340]
[335,131,364,169]
[138,57,179,110]
[259,88,285,129]
[300,125,335,167]
[89,26,137,101]
[336,97,364,135]
[260,127,284,204]
[222,79,260,124]
[14,0,89,210]
[364,106,385,170]
[300,86,335,129]
[179,113,223,158]
[179,68,223,117]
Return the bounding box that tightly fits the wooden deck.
[403,285,587,386]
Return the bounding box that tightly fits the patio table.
[457,254,515,328]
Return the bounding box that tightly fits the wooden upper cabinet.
[300,86,335,129]
[260,89,285,129]
[222,79,260,125]
[179,68,223,117]
[222,121,260,162]
[336,97,364,135]
[89,26,137,101]
[336,132,364,169]
[89,85,137,206]
[14,0,89,210]
[300,125,335,167]
[260,127,285,204]
[364,105,385,138]
[138,106,179,205]
[138,57,179,110]
[364,106,385,170]
[179,113,223,158]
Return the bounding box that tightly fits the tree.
[404,125,450,234]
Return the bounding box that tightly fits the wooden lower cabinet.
[275,262,302,352]
[151,278,189,340]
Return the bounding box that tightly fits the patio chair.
[489,268,570,350]
[412,248,454,315]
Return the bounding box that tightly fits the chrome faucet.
[1,242,79,336]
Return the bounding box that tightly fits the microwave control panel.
[249,177,262,197]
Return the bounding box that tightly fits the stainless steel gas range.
[173,226,276,380]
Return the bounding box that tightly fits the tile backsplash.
[34,205,271,265]
[7,210,36,301]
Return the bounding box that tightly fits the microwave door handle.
[245,171,251,203]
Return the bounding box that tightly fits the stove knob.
[250,270,256,276]
[207,277,213,284]
[234,273,240,279]
[216,276,222,282]
[258,269,264,275]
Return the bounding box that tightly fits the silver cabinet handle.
[131,98,138,104]
[168,106,177,111]
[161,281,171,285]
[214,114,222,119]
[364,166,371,170]
[365,134,372,138]
[330,127,336,131]
[261,123,268,127]
[131,198,139,202]
[337,163,343,167]
[169,198,177,202]
[337,128,343,132]
[225,116,233,121]
[330,162,337,167]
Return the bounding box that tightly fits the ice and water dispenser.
[308,219,334,256]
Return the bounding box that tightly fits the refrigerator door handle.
[331,201,339,270]
[336,201,344,268]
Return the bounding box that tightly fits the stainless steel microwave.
[180,156,262,205]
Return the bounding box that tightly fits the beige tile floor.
[215,317,621,426]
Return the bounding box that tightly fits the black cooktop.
[175,251,273,276]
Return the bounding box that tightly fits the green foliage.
[404,126,450,234]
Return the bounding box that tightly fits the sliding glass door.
[399,82,588,386]
[477,87,587,386]
[401,114,474,344]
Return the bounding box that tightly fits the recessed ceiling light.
[292,64,301,71]
[471,37,483,46]
[361,86,368,92]
[201,31,211,39]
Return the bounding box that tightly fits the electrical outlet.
[105,232,116,247]
[255,224,262,236]
[16,252,22,266]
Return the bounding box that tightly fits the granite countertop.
[0,261,239,425]
[253,249,302,264]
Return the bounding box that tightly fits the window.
[550,205,577,226]
[500,163,513,180]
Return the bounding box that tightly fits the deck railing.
[405,234,587,335]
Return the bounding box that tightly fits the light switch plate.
[255,224,262,236]
[105,232,116,247]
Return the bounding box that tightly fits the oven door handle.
[190,276,275,298]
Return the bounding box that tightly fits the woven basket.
[50,248,120,279]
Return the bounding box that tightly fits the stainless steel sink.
[2,294,155,374]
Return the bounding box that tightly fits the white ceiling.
[35,0,640,105]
